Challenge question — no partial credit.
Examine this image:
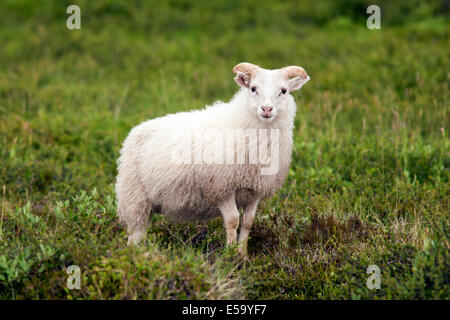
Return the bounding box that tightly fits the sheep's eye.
[251,86,257,93]
[281,88,287,95]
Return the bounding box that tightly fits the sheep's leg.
[218,193,240,246]
[116,173,150,246]
[127,219,149,246]
[122,200,150,246]
[123,191,150,246]
[237,198,259,255]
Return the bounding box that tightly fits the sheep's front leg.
[237,198,259,255]
[218,193,240,246]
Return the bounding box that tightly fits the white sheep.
[115,62,310,254]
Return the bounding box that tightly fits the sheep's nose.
[261,106,273,114]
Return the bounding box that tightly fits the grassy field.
[0,0,448,299]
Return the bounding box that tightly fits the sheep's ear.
[288,75,310,91]
[281,66,310,91]
[234,71,250,88]
[232,62,260,88]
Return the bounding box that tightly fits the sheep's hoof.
[127,237,139,246]
[127,229,146,246]
[237,246,249,261]
[240,253,250,262]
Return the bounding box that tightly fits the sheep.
[115,62,310,254]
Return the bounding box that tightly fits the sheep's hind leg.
[218,193,240,246]
[127,219,149,246]
[117,187,151,246]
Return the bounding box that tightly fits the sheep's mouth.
[259,114,275,122]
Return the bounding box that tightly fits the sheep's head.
[233,62,310,122]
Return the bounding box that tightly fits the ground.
[0,0,448,299]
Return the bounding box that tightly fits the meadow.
[0,0,448,299]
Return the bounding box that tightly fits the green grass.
[0,0,449,299]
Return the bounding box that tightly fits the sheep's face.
[233,63,310,123]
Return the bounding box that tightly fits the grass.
[0,0,449,299]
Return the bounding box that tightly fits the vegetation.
[0,0,448,299]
